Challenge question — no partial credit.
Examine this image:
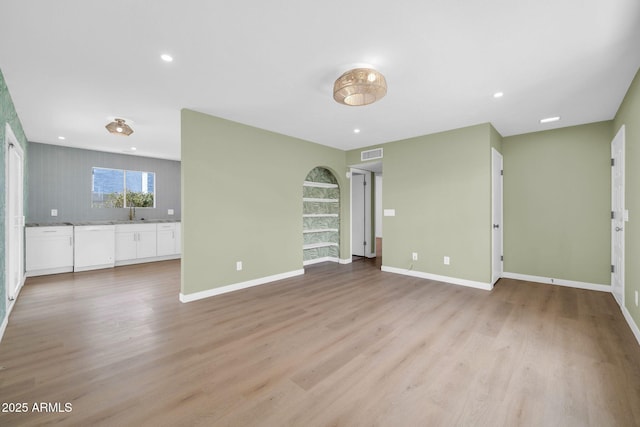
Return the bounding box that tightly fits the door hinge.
[611,158,615,167]
[500,255,504,261]
[500,169,503,176]
[611,265,615,273]
[363,241,367,246]
[611,211,615,219]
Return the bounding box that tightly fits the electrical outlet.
[412,252,418,261]
[51,209,58,217]
[168,209,174,215]
[444,256,450,265]
[236,261,243,271]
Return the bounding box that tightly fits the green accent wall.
[614,67,640,332]
[0,68,29,326]
[351,123,494,284]
[181,110,349,296]
[502,121,612,285]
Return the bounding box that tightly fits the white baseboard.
[115,254,181,267]
[501,272,610,293]
[381,266,493,291]
[179,269,305,303]
[339,258,352,265]
[0,314,8,344]
[303,256,339,266]
[1,273,26,344]
[622,305,640,347]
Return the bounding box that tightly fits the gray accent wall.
[28,142,181,223]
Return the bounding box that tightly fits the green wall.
[502,121,612,285]
[181,109,349,296]
[0,69,29,327]
[350,124,494,284]
[614,67,640,332]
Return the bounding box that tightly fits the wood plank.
[0,260,639,426]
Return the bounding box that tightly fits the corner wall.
[614,67,640,335]
[181,109,349,298]
[502,121,612,286]
[350,123,494,286]
[0,69,28,332]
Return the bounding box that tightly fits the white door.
[351,170,372,257]
[352,173,366,257]
[491,148,504,285]
[5,124,25,307]
[611,125,625,307]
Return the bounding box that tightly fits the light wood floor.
[1,260,639,426]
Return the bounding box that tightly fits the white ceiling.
[1,1,639,161]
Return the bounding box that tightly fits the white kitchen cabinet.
[74,225,116,272]
[115,223,157,264]
[26,226,74,276]
[156,222,180,256]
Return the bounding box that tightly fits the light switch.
[51,209,58,217]
[384,209,396,217]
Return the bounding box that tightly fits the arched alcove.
[303,167,340,265]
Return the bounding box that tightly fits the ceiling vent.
[361,148,383,161]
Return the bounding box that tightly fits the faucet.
[128,206,136,221]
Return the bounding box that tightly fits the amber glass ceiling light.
[105,118,134,136]
[333,68,387,106]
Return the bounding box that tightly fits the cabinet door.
[157,230,176,256]
[115,232,137,261]
[137,230,157,259]
[26,228,73,271]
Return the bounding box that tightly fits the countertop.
[26,219,181,227]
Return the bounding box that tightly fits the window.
[92,167,155,208]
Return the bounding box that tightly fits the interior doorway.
[350,162,383,264]
[611,125,625,307]
[4,123,25,313]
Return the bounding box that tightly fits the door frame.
[491,148,504,285]
[611,125,625,307]
[4,122,26,315]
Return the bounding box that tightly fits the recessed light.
[131,147,137,151]
[57,136,66,140]
[354,128,361,134]
[493,92,504,98]
[540,116,560,124]
[161,54,173,62]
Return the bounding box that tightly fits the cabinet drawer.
[26,226,73,237]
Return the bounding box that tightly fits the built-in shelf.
[303,197,339,203]
[303,214,339,218]
[303,228,339,234]
[303,168,340,263]
[303,242,339,250]
[303,181,338,189]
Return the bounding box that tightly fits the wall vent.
[361,148,383,161]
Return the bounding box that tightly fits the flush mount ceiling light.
[333,68,387,106]
[105,118,134,136]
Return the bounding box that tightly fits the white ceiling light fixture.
[333,68,387,106]
[493,92,504,98]
[354,128,361,134]
[57,136,65,140]
[161,54,173,62]
[540,116,560,124]
[106,118,134,136]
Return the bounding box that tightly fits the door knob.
[493,224,500,229]
[615,226,623,232]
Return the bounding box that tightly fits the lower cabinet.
[157,222,180,256]
[26,226,74,276]
[115,223,158,264]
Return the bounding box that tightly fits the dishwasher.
[73,225,116,272]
